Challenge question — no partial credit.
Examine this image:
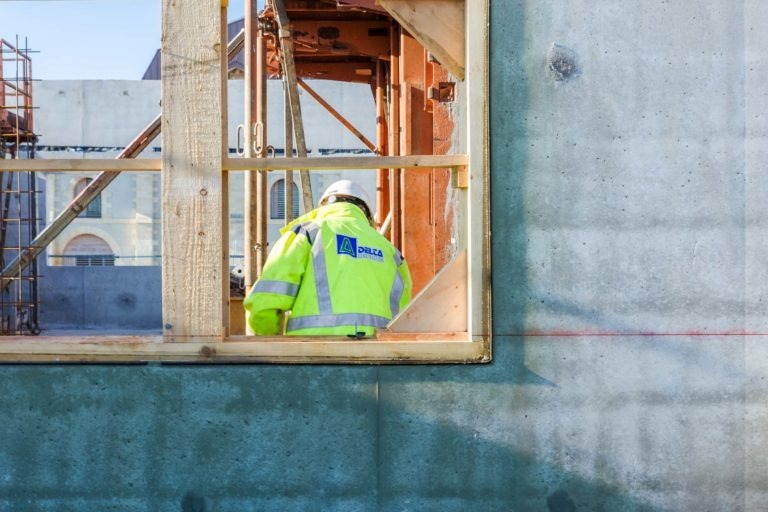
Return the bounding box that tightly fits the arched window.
[74,178,102,218]
[62,234,115,266]
[270,178,300,220]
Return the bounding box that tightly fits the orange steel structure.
[258,1,458,294]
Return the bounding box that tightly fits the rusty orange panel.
[288,20,390,58]
[399,32,435,294]
[263,19,389,83]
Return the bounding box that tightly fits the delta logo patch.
[336,234,357,257]
[336,234,384,262]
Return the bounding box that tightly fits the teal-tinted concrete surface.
[2,1,768,510]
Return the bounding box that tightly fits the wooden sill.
[0,333,491,364]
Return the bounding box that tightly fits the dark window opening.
[75,254,115,267]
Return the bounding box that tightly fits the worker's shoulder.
[281,220,321,243]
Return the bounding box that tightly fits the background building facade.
[37,79,377,268]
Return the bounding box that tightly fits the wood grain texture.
[161,0,225,339]
[225,154,467,170]
[388,251,467,332]
[0,336,486,364]
[465,0,491,342]
[0,159,161,171]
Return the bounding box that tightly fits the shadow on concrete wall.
[0,363,658,511]
[487,0,545,387]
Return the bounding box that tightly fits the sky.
[0,0,248,80]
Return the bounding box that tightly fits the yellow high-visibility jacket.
[244,202,412,336]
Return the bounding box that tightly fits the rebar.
[0,35,39,335]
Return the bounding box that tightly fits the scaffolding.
[0,36,40,335]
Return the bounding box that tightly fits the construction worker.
[244,179,412,337]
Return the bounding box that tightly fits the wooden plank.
[219,4,231,337]
[161,0,225,339]
[0,159,161,172]
[465,0,491,345]
[0,155,468,176]
[0,337,486,364]
[375,331,466,342]
[225,154,467,170]
[388,251,467,332]
[0,155,467,173]
[379,0,465,80]
[451,165,468,188]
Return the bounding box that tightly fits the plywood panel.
[379,0,465,80]
[387,251,467,332]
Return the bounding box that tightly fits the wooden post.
[161,0,226,340]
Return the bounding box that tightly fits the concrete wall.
[38,264,161,330]
[1,2,767,510]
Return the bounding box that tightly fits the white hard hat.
[319,180,373,218]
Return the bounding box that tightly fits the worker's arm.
[243,228,311,335]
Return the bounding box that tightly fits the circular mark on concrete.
[548,43,579,82]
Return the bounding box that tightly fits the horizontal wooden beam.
[0,336,489,364]
[224,154,468,170]
[0,159,162,172]
[0,155,468,173]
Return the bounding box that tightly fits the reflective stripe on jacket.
[243,202,412,336]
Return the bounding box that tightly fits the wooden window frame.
[0,0,490,364]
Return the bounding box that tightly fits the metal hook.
[253,122,264,156]
[235,124,245,157]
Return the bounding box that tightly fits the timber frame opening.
[0,0,490,363]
